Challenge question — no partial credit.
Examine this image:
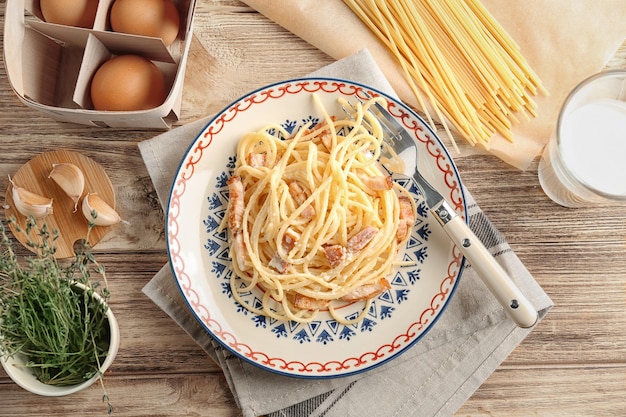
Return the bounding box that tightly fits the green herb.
[0,215,113,414]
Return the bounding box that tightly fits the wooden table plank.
[1,1,625,416]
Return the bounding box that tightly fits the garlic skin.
[49,163,85,212]
[8,176,53,219]
[81,192,122,226]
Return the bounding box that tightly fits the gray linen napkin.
[140,49,553,417]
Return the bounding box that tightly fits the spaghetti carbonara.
[226,94,416,324]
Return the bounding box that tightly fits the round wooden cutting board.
[4,150,116,259]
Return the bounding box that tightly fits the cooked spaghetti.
[225,94,416,324]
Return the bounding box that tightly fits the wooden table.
[1,1,625,416]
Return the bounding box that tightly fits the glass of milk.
[538,70,626,207]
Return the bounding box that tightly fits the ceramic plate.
[167,78,467,378]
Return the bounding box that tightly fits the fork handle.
[432,202,538,328]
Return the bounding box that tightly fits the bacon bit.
[227,175,249,271]
[293,293,329,310]
[227,175,245,232]
[319,131,332,151]
[288,181,316,219]
[312,119,337,150]
[396,196,416,243]
[269,253,290,274]
[358,173,393,191]
[247,153,267,168]
[347,226,378,253]
[282,228,300,252]
[323,244,347,268]
[288,181,307,205]
[341,278,391,301]
[323,226,378,268]
[301,205,316,220]
[232,231,248,272]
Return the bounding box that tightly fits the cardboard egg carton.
[4,0,196,129]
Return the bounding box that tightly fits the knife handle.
[433,203,538,328]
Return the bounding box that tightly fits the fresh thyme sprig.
[0,215,114,414]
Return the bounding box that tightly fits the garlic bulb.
[48,163,85,212]
[8,176,53,219]
[81,192,122,226]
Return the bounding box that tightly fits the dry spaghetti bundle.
[343,0,548,151]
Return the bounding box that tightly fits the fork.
[345,97,538,328]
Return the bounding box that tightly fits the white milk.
[559,99,626,196]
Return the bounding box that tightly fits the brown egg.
[90,55,167,111]
[110,0,180,46]
[40,0,99,28]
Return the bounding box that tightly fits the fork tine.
[341,97,402,145]
[340,98,402,169]
[341,98,382,135]
[370,106,402,143]
[361,92,404,133]
[370,101,406,139]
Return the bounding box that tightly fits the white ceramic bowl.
[0,285,120,396]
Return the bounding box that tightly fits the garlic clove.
[8,176,53,219]
[81,192,122,226]
[48,163,85,212]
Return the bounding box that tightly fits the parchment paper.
[241,0,626,170]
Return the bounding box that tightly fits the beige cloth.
[242,0,626,170]
[139,50,553,417]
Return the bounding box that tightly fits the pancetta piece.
[396,196,415,243]
[319,131,332,151]
[323,244,347,268]
[358,173,393,191]
[287,181,316,219]
[232,231,248,272]
[293,294,329,310]
[341,278,391,301]
[247,152,267,168]
[269,253,290,274]
[347,226,378,253]
[227,175,245,233]
[282,227,300,252]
